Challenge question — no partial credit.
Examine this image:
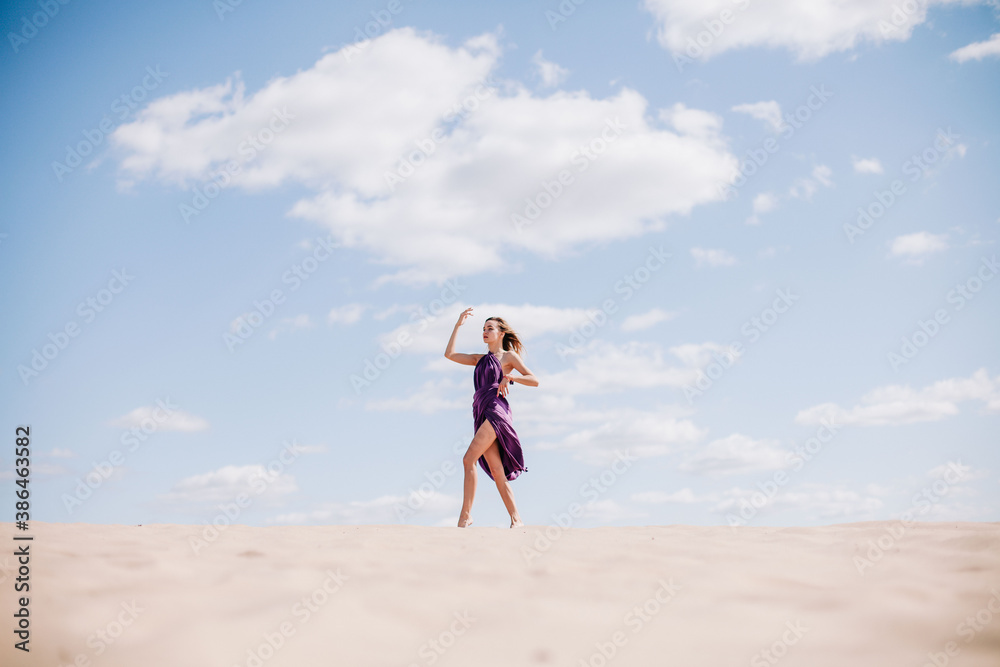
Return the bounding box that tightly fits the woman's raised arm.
[444,307,480,366]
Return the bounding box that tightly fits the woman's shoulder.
[497,349,521,365]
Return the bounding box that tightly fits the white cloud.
[753,192,778,213]
[852,156,884,174]
[691,246,737,267]
[949,32,1000,63]
[788,164,833,199]
[48,447,75,458]
[377,302,615,356]
[111,28,738,284]
[796,368,1000,427]
[532,50,569,87]
[888,231,949,263]
[160,464,297,506]
[659,102,726,141]
[644,0,968,61]
[746,191,778,225]
[534,409,707,464]
[620,307,677,331]
[679,434,791,476]
[328,303,366,325]
[731,101,784,132]
[109,404,209,432]
[543,340,729,396]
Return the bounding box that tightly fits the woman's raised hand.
[456,307,474,327]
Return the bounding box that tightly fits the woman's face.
[483,319,502,345]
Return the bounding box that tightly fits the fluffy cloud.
[109,403,209,432]
[679,433,791,476]
[112,28,737,284]
[543,340,735,396]
[852,156,884,174]
[328,303,367,325]
[533,50,570,87]
[949,32,1000,62]
[160,464,298,506]
[731,100,783,132]
[374,301,605,357]
[533,408,707,464]
[788,164,833,199]
[746,191,778,225]
[796,368,1000,426]
[644,0,975,61]
[888,231,949,263]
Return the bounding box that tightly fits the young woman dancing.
[444,307,538,528]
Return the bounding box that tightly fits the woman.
[444,307,538,528]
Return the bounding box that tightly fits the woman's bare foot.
[458,516,474,528]
[510,518,524,528]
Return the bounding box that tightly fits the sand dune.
[3,521,999,666]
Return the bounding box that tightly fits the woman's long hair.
[486,317,524,356]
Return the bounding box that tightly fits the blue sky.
[2,0,998,530]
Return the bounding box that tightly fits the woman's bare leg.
[459,419,499,527]
[482,442,523,528]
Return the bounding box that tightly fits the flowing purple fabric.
[472,352,527,482]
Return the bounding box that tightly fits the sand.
[2,521,999,666]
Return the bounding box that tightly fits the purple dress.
[473,352,527,482]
